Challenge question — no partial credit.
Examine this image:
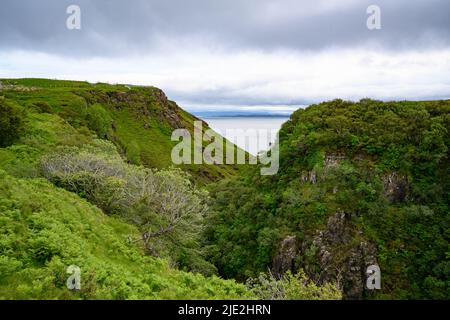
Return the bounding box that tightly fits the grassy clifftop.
[0,78,241,183]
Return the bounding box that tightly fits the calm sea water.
[199,116,289,155]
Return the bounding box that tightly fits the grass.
[0,77,247,184]
[0,171,251,299]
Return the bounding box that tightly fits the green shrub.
[83,103,112,138]
[247,270,342,300]
[33,101,53,113]
[0,99,25,147]
[0,172,251,299]
[40,142,213,274]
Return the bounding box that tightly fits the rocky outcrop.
[324,152,346,168]
[272,212,378,299]
[382,172,409,202]
[78,88,184,129]
[300,170,317,184]
[272,236,298,278]
[300,153,346,184]
[308,212,378,299]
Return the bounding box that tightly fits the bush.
[247,270,342,300]
[32,101,53,113]
[0,172,251,299]
[0,99,25,147]
[83,103,112,138]
[40,142,212,273]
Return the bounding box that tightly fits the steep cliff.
[206,98,450,299]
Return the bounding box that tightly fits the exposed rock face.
[272,212,378,299]
[382,172,409,202]
[300,171,317,184]
[272,236,298,278]
[308,212,378,299]
[78,88,184,129]
[324,153,346,168]
[162,101,184,129]
[300,153,346,184]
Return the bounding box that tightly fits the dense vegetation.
[0,78,241,184]
[40,141,215,275]
[4,78,446,300]
[205,99,450,299]
[0,170,250,299]
[0,78,340,300]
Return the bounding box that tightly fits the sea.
[194,113,290,156]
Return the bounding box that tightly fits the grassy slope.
[0,171,250,299]
[0,78,245,184]
[0,79,251,299]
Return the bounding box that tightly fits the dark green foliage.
[32,101,53,113]
[206,99,450,299]
[0,99,25,147]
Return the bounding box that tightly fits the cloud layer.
[0,0,449,108]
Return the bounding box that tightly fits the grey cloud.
[0,0,449,57]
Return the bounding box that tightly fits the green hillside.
[0,78,241,184]
[205,99,450,299]
[0,80,250,299]
[0,78,339,300]
[0,171,251,299]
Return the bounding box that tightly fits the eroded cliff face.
[272,212,378,299]
[308,212,378,299]
[272,150,415,298]
[272,236,298,278]
[77,87,190,129]
[382,172,409,202]
[275,153,383,299]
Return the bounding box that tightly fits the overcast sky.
[0,0,449,111]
